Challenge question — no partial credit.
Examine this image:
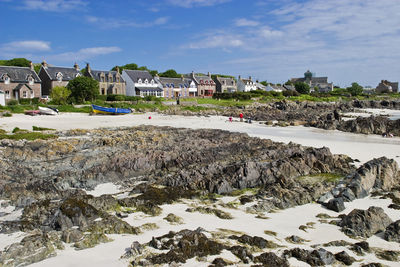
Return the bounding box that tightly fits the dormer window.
[144,79,149,84]
[28,76,34,85]
[3,75,10,84]
[171,83,174,88]
[138,79,142,84]
[151,80,154,85]
[76,73,81,78]
[56,72,63,82]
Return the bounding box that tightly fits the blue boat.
[92,104,132,115]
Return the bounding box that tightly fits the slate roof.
[44,66,81,81]
[291,77,328,84]
[283,85,296,91]
[89,70,124,83]
[14,83,33,91]
[241,78,253,84]
[216,77,236,86]
[194,75,214,84]
[158,77,191,88]
[124,70,154,83]
[0,66,41,83]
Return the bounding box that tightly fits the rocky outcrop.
[384,220,400,243]
[283,247,335,266]
[339,207,393,238]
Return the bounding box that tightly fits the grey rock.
[326,197,345,212]
[384,220,400,243]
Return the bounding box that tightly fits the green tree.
[346,82,363,96]
[260,81,268,86]
[285,80,293,85]
[112,63,158,76]
[159,69,181,78]
[0,58,31,67]
[294,82,310,94]
[50,86,71,105]
[67,76,99,103]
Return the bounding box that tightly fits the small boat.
[91,104,132,115]
[39,106,58,115]
[25,110,40,116]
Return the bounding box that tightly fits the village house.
[0,63,41,102]
[83,63,126,96]
[188,72,216,97]
[38,61,81,96]
[290,70,333,93]
[122,70,163,97]
[265,84,285,92]
[213,76,237,93]
[156,75,197,99]
[254,81,267,91]
[237,76,257,92]
[376,80,399,93]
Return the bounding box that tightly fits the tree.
[111,62,158,76]
[159,69,181,78]
[0,58,31,67]
[67,76,99,103]
[260,81,268,86]
[285,80,293,85]
[50,86,71,105]
[294,82,310,94]
[346,82,363,96]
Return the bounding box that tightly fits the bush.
[7,100,18,106]
[294,82,310,94]
[96,95,107,101]
[213,92,252,101]
[283,90,300,97]
[19,98,39,105]
[2,112,12,117]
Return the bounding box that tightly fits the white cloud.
[2,40,51,52]
[168,0,231,8]
[21,0,87,11]
[85,16,170,28]
[49,46,122,61]
[235,18,260,27]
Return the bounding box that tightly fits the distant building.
[265,84,285,92]
[237,76,257,92]
[283,84,296,91]
[156,76,197,99]
[376,80,398,93]
[0,63,41,102]
[188,72,216,97]
[122,70,163,97]
[38,61,81,96]
[254,82,266,91]
[83,63,126,96]
[213,76,237,93]
[291,70,333,93]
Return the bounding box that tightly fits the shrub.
[294,82,310,94]
[32,126,55,131]
[2,112,12,117]
[50,86,71,105]
[12,127,21,133]
[7,100,18,106]
[283,90,300,97]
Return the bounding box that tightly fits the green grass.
[32,126,55,131]
[0,132,57,141]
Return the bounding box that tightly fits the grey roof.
[123,70,154,83]
[241,78,253,84]
[14,83,33,91]
[291,77,328,84]
[89,70,124,83]
[194,75,214,84]
[158,77,191,88]
[283,85,296,91]
[44,66,81,81]
[216,77,236,86]
[0,66,41,83]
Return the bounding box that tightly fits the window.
[4,75,10,84]
[151,80,154,85]
[145,79,149,84]
[116,77,120,83]
[171,83,174,88]
[109,75,113,82]
[23,91,27,98]
[138,79,142,84]
[28,76,34,85]
[56,72,63,82]
[5,90,10,99]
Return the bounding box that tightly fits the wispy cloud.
[48,46,122,61]
[235,18,260,27]
[20,0,87,12]
[85,16,170,29]
[167,0,231,8]
[1,40,51,52]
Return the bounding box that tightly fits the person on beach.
[229,117,233,122]
[382,132,387,138]
[239,113,243,122]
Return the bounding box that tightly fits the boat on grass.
[91,104,132,115]
[39,106,59,115]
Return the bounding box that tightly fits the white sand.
[85,183,121,197]
[1,113,400,166]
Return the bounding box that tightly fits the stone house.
[237,76,257,92]
[38,61,81,96]
[83,63,126,96]
[188,72,216,97]
[376,80,398,93]
[291,70,333,93]
[213,76,237,93]
[0,64,41,102]
[156,76,197,99]
[122,70,163,97]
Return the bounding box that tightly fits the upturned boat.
[91,104,132,115]
[39,106,58,115]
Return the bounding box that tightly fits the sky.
[1,0,400,87]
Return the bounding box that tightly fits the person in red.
[239,113,243,122]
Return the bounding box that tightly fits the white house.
[237,76,257,92]
[122,70,163,97]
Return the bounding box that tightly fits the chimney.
[191,71,195,79]
[249,76,252,81]
[181,74,184,81]
[74,62,80,71]
[30,61,34,71]
[116,66,120,74]
[86,63,91,74]
[208,72,211,78]
[42,60,48,69]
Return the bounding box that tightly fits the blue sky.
[1,0,400,87]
